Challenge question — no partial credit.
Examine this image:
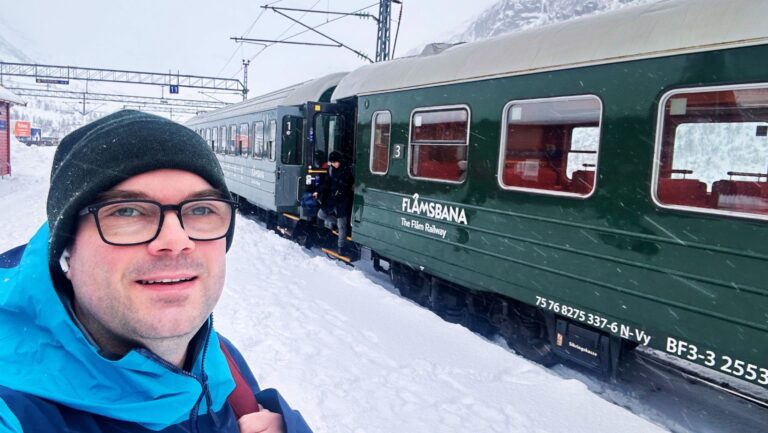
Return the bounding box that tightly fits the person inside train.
[543,142,563,171]
[313,150,355,256]
[0,110,312,433]
[313,150,328,169]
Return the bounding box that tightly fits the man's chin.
[135,315,206,341]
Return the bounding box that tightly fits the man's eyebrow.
[94,190,151,202]
[187,189,227,200]
[93,188,226,203]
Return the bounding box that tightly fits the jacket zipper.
[136,316,215,433]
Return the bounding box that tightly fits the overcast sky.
[0,0,499,103]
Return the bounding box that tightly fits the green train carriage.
[332,0,768,387]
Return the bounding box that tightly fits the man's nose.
[147,210,195,255]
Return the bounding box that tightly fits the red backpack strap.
[219,339,260,418]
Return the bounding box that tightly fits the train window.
[219,126,226,154]
[653,84,768,219]
[211,128,218,153]
[370,111,391,175]
[408,106,469,183]
[267,120,277,161]
[228,125,238,155]
[499,95,601,197]
[239,122,250,158]
[253,121,265,159]
[281,116,303,165]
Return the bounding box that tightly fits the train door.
[301,101,356,216]
[305,101,356,166]
[275,109,304,211]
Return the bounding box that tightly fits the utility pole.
[376,0,392,62]
[242,59,250,101]
[376,0,402,62]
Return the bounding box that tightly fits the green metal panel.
[351,45,768,388]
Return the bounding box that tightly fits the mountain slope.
[453,0,656,43]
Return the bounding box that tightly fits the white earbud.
[59,249,71,273]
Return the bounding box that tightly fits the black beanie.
[47,110,233,270]
[328,151,342,163]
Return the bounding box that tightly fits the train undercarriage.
[378,255,636,376]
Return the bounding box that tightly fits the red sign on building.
[13,120,31,138]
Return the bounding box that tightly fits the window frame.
[651,82,768,222]
[407,104,471,185]
[239,122,250,158]
[252,120,265,159]
[267,119,277,162]
[212,127,219,154]
[370,110,392,175]
[280,115,303,165]
[228,124,238,155]
[496,94,603,199]
[219,126,227,154]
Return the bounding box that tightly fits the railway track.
[631,348,768,410]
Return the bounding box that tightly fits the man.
[0,110,312,433]
[312,151,354,256]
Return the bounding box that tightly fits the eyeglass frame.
[77,198,239,246]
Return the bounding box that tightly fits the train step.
[321,248,356,265]
[330,229,353,241]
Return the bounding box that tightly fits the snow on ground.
[1,138,669,433]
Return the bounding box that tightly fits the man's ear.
[59,248,71,275]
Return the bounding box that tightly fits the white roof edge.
[0,85,26,106]
[187,72,347,126]
[282,71,348,105]
[332,0,768,100]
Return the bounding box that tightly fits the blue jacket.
[0,224,313,433]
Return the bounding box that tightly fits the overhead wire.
[217,0,285,77]
[274,2,378,52]
[224,1,381,84]
[228,0,324,80]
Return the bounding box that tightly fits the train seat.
[415,160,463,181]
[502,159,560,189]
[759,182,768,198]
[712,180,768,213]
[570,170,595,194]
[656,178,708,207]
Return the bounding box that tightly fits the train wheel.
[390,263,431,307]
[429,282,467,324]
[292,221,314,249]
[497,307,558,367]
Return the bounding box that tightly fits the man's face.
[331,161,341,169]
[65,169,227,352]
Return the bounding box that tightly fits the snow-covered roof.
[333,0,768,100]
[187,72,347,126]
[0,85,25,106]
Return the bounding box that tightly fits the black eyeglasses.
[78,198,239,246]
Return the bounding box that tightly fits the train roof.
[332,0,768,100]
[187,72,347,125]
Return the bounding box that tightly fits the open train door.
[300,101,356,219]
